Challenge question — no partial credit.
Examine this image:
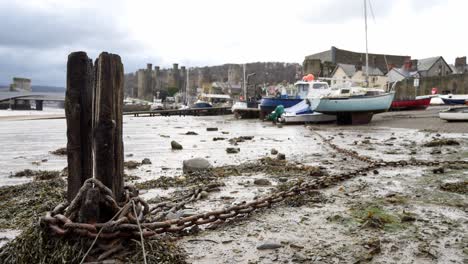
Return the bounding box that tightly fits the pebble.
[277,153,286,160]
[226,147,240,154]
[141,158,152,165]
[171,140,183,150]
[271,148,279,155]
[254,178,271,186]
[207,127,219,131]
[257,242,283,250]
[279,177,288,183]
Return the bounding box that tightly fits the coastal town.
[0,1,467,264]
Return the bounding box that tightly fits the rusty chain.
[41,132,468,241]
[148,182,224,221]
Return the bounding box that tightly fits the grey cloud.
[0,2,146,86]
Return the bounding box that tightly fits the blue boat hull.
[193,102,213,108]
[441,98,466,105]
[260,98,302,115]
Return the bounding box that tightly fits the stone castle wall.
[125,62,302,100]
[394,73,468,100]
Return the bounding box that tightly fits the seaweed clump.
[0,224,187,264]
[212,157,326,177]
[0,179,65,229]
[10,169,61,181]
[440,181,468,194]
[423,139,460,147]
[49,147,67,156]
[136,171,219,190]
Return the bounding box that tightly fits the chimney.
[146,63,152,71]
[403,58,411,70]
[355,61,363,72]
[410,59,418,71]
[173,63,179,71]
[455,56,466,67]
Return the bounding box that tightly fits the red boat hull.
[391,98,431,110]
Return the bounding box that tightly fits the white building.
[330,63,387,88]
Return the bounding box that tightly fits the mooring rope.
[79,201,128,264]
[132,199,147,264]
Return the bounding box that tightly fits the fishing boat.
[277,81,336,123]
[391,96,431,110]
[192,100,213,108]
[439,106,468,121]
[259,95,302,119]
[192,94,232,108]
[312,87,395,124]
[260,76,329,119]
[439,94,468,105]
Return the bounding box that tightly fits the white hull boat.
[311,87,395,125]
[279,112,336,124]
[439,107,468,121]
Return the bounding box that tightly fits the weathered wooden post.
[65,52,94,202]
[94,52,125,202]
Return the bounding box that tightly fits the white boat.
[312,87,395,124]
[150,99,164,110]
[439,94,468,105]
[280,111,336,123]
[278,80,335,123]
[439,107,468,121]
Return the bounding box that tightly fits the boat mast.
[243,64,247,100]
[364,0,369,87]
[186,68,189,105]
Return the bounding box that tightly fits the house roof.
[417,57,441,71]
[332,63,384,77]
[387,67,419,79]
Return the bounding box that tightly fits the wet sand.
[371,106,468,133]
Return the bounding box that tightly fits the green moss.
[350,204,402,231]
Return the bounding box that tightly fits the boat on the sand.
[279,111,336,124]
[439,106,468,121]
[312,87,395,125]
[391,96,431,110]
[259,76,329,119]
[439,94,468,105]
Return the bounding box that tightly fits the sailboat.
[312,0,395,125]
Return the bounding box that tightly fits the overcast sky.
[0,0,465,86]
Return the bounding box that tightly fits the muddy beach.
[0,109,467,263]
